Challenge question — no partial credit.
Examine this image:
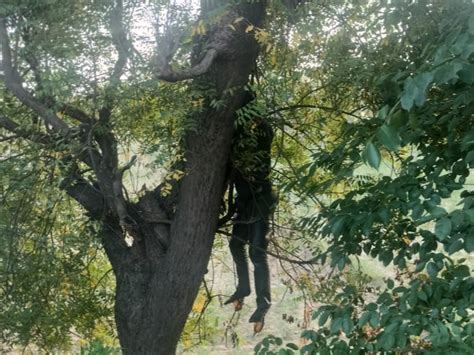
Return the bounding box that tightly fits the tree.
[2,0,474,353]
[253,1,474,353]
[0,151,115,351]
[0,0,269,353]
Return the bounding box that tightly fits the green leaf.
[379,249,393,266]
[337,256,347,271]
[331,216,346,236]
[319,311,331,327]
[451,210,464,227]
[357,311,371,326]
[401,77,416,111]
[465,235,474,253]
[401,73,433,110]
[453,265,470,278]
[418,290,427,302]
[461,131,474,151]
[286,343,299,351]
[413,72,433,106]
[366,303,377,312]
[468,13,474,35]
[434,62,462,84]
[389,109,408,128]
[385,322,399,334]
[382,334,395,350]
[377,105,389,120]
[427,262,439,278]
[447,239,463,255]
[452,33,469,56]
[369,311,379,327]
[378,208,390,224]
[415,261,426,272]
[377,124,401,151]
[458,64,474,84]
[330,317,342,334]
[429,206,447,218]
[466,150,474,166]
[412,204,424,219]
[363,141,381,169]
[465,209,474,224]
[434,217,451,240]
[342,316,353,335]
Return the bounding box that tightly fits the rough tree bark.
[99,3,267,353]
[1,1,267,354]
[113,4,267,353]
[116,11,266,355]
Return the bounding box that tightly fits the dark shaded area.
[226,110,276,323]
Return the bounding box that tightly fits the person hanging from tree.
[224,91,277,332]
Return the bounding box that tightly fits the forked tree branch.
[59,103,93,124]
[83,0,139,232]
[18,27,94,126]
[109,0,129,87]
[60,174,106,220]
[0,115,51,145]
[0,18,105,217]
[0,115,106,217]
[0,10,141,235]
[0,17,70,133]
[156,48,218,82]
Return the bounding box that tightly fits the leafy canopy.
[0,0,473,353]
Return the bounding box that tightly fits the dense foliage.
[0,0,473,353]
[0,148,115,351]
[255,1,474,354]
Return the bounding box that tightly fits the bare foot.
[233,299,243,311]
[253,320,264,334]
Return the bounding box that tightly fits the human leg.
[248,219,271,323]
[225,222,251,305]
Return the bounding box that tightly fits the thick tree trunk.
[108,105,248,354]
[99,3,267,354]
[105,110,245,354]
[1,1,267,354]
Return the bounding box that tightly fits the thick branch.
[0,115,51,145]
[60,174,106,220]
[156,48,218,82]
[0,16,129,241]
[118,155,137,174]
[0,114,105,218]
[0,17,70,133]
[19,28,93,126]
[82,0,134,231]
[59,103,93,124]
[93,129,135,232]
[109,0,129,86]
[21,29,46,99]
